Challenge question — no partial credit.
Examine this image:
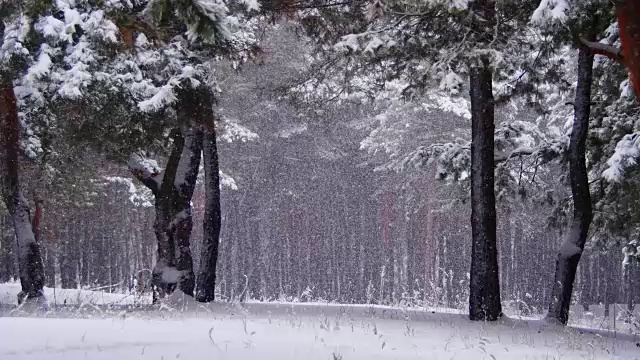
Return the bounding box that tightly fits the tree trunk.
[131,125,202,301]
[468,59,502,321]
[467,0,501,322]
[615,0,640,98]
[151,131,183,300]
[0,81,45,304]
[170,126,203,296]
[196,129,222,302]
[546,43,594,325]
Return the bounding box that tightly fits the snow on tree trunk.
[468,0,502,322]
[0,82,45,304]
[546,43,594,326]
[151,130,184,300]
[130,125,203,301]
[170,126,203,297]
[196,128,222,302]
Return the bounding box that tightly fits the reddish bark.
[616,0,640,98]
[0,85,20,188]
[0,81,45,301]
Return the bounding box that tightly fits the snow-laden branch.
[579,37,624,63]
[103,176,154,207]
[494,147,537,164]
[217,116,259,143]
[602,133,640,182]
[382,120,567,188]
[128,153,163,194]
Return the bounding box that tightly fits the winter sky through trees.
[2,0,640,359]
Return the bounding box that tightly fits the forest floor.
[1,284,639,359]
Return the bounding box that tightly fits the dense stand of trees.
[1,0,640,330]
[1,145,639,315]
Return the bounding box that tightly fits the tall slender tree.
[197,114,222,302]
[546,38,594,325]
[287,0,544,320]
[468,0,502,321]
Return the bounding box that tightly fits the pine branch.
[579,37,624,63]
[494,147,537,164]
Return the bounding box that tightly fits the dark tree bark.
[0,81,45,304]
[196,128,222,302]
[131,125,203,301]
[546,43,594,325]
[467,0,502,322]
[172,126,203,296]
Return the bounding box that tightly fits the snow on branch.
[531,0,569,24]
[579,38,624,63]
[389,140,471,182]
[138,66,204,112]
[385,120,566,187]
[494,147,537,163]
[103,176,155,207]
[602,133,640,182]
[220,171,238,190]
[128,153,163,193]
[217,116,258,142]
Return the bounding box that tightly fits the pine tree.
[289,0,546,320]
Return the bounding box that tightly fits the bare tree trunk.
[467,0,501,322]
[0,81,45,304]
[546,43,594,325]
[196,129,222,302]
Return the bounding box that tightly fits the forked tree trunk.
[131,126,202,301]
[196,128,222,302]
[0,81,45,304]
[468,0,502,321]
[546,43,595,325]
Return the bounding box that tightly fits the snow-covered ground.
[0,282,150,306]
[1,285,639,359]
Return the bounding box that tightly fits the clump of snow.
[240,0,261,11]
[602,133,640,182]
[220,171,238,190]
[103,176,154,207]
[335,34,360,52]
[128,153,163,187]
[439,71,464,95]
[444,0,470,10]
[218,117,259,143]
[424,92,471,120]
[531,0,569,24]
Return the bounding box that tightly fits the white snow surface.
[0,282,149,306]
[1,304,639,359]
[1,284,639,359]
